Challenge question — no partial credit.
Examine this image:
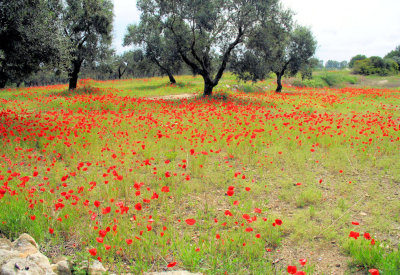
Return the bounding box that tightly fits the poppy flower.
[88,248,97,256]
[185,219,196,225]
[368,269,379,275]
[299,258,307,266]
[134,203,142,211]
[349,231,360,239]
[287,265,297,274]
[167,262,176,268]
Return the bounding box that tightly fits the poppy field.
[1,75,400,274]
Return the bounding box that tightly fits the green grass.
[1,74,400,274]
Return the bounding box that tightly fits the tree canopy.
[231,8,317,93]
[349,54,367,68]
[0,0,64,88]
[62,0,114,90]
[385,45,400,71]
[124,19,182,84]
[136,0,282,96]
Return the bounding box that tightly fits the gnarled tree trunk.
[275,72,283,93]
[167,72,176,84]
[0,72,8,89]
[203,77,215,97]
[68,59,83,90]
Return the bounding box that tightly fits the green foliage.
[231,13,317,92]
[62,0,114,89]
[349,54,367,68]
[136,0,284,95]
[325,60,348,70]
[124,20,182,83]
[384,45,400,71]
[353,56,399,76]
[0,0,65,88]
[292,71,358,88]
[344,238,400,273]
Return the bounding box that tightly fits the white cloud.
[112,0,140,54]
[111,0,400,61]
[281,0,400,61]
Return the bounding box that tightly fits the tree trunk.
[275,72,283,93]
[68,60,83,90]
[167,72,176,84]
[0,73,7,89]
[203,77,214,97]
[0,79,6,89]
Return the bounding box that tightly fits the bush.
[291,72,358,88]
[353,57,399,76]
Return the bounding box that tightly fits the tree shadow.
[49,86,102,97]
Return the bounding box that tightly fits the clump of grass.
[295,187,322,208]
[344,238,400,273]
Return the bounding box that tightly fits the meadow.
[1,74,400,274]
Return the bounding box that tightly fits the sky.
[112,0,400,63]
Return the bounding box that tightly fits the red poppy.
[349,231,360,239]
[299,258,307,266]
[275,219,282,225]
[224,210,233,216]
[96,237,104,243]
[134,203,142,211]
[287,265,297,274]
[368,269,379,275]
[167,262,176,268]
[185,219,196,225]
[88,248,97,256]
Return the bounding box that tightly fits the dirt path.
[147,93,197,100]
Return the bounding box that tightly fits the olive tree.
[232,9,317,93]
[0,0,64,88]
[124,20,182,84]
[62,0,113,90]
[136,0,281,96]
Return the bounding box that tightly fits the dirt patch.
[275,239,359,275]
[147,93,197,101]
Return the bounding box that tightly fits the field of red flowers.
[1,76,400,274]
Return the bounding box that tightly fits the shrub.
[353,57,399,76]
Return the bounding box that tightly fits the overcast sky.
[112,0,400,63]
